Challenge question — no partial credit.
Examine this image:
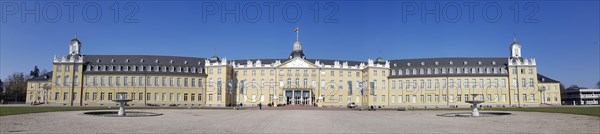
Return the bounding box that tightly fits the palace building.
[26,32,562,108]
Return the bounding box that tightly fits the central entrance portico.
[284,88,314,105]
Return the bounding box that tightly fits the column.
[309,89,312,105]
[301,90,304,105]
[292,90,295,105]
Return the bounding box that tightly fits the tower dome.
[510,37,521,59]
[69,34,82,56]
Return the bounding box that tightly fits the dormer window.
[435,61,439,65]
[492,61,496,65]
[421,62,425,66]
[407,63,411,66]
[140,59,144,62]
[111,59,115,62]
[478,61,482,65]
[184,61,188,64]
[449,61,453,65]
[155,59,159,63]
[170,60,174,63]
[464,61,468,65]
[96,59,101,62]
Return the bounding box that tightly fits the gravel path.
[1,109,599,133]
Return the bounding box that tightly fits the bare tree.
[5,72,27,101]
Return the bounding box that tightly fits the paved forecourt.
[1,109,598,133]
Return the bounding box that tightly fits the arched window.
[399,69,403,75]
[419,69,424,74]
[260,79,265,88]
[391,70,396,75]
[74,75,79,86]
[64,75,70,86]
[56,76,61,85]
[427,68,431,74]
[295,78,300,86]
[412,69,417,75]
[457,68,462,74]
[304,78,308,87]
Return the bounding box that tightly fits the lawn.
[0,106,233,116]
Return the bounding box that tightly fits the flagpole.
[296,27,299,42]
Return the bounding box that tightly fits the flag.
[240,80,245,94]
[294,27,298,33]
[348,81,353,95]
[359,82,364,96]
[228,80,233,95]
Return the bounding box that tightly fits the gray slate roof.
[84,55,206,66]
[537,74,560,83]
[28,71,53,81]
[389,57,508,68]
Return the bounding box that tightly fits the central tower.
[289,27,305,59]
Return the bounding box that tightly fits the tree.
[5,72,27,94]
[0,79,4,92]
[29,66,40,78]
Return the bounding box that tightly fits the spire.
[294,27,299,42]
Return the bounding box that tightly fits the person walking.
[259,103,262,110]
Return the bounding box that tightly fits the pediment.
[278,58,318,68]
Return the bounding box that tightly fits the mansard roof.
[28,71,53,81]
[537,74,560,83]
[84,55,207,67]
[388,57,508,69]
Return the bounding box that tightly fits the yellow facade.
[26,35,561,108]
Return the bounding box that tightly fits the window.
[100,92,105,100]
[92,92,98,100]
[123,77,128,86]
[108,93,113,100]
[56,76,61,86]
[64,76,70,86]
[521,78,526,88]
[529,78,534,87]
[184,78,188,87]
[56,65,62,72]
[398,96,402,103]
[116,77,120,86]
[427,80,431,89]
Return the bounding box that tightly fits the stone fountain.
[113,92,132,116]
[464,94,484,117]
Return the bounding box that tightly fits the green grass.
[0,106,233,116]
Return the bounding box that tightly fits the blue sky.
[1,1,599,88]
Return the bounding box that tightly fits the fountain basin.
[83,111,163,117]
[437,112,512,117]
